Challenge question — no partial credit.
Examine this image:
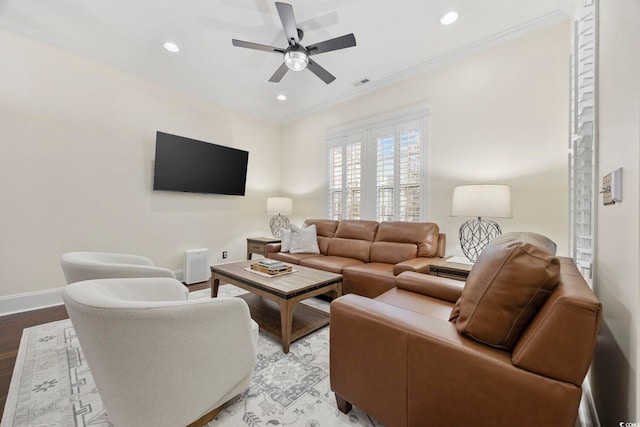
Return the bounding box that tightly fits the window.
[326,105,428,222]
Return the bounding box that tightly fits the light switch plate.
[602,167,622,205]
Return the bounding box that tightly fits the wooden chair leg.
[335,394,353,414]
[186,404,224,427]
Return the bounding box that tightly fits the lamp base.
[270,215,290,238]
[459,218,502,262]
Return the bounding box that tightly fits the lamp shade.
[266,197,293,215]
[451,185,512,218]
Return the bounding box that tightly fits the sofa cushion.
[334,220,379,241]
[374,222,440,257]
[328,238,372,263]
[304,219,340,238]
[300,256,364,274]
[450,236,560,350]
[290,224,320,254]
[370,242,417,265]
[317,236,332,255]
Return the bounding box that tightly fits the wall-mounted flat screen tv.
[153,131,249,196]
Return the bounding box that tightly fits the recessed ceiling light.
[440,10,459,25]
[163,41,180,53]
[277,94,287,101]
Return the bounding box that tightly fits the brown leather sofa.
[265,219,446,298]
[330,232,602,427]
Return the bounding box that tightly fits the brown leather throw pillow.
[450,237,560,350]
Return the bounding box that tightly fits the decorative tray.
[246,263,294,277]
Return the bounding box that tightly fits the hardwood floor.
[0,281,210,420]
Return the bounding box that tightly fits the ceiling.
[0,0,571,123]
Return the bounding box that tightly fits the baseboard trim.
[0,288,64,316]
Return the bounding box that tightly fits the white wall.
[0,22,572,299]
[591,0,640,423]
[0,29,281,298]
[281,23,570,257]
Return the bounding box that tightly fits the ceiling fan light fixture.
[284,49,308,71]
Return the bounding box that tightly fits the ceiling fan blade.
[269,62,290,83]
[232,39,285,53]
[275,2,299,46]
[307,59,336,84]
[306,33,357,55]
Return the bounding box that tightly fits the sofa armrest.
[331,294,461,427]
[396,271,464,303]
[265,243,281,253]
[393,257,442,275]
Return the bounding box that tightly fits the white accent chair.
[61,251,176,284]
[62,277,259,427]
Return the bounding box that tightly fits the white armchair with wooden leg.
[62,277,258,427]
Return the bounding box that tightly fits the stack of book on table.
[250,259,293,275]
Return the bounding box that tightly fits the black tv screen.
[153,131,249,196]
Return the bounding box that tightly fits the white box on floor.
[184,248,210,284]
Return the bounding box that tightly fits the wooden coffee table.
[210,260,342,353]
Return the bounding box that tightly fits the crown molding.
[279,10,570,124]
[325,101,430,139]
[0,17,280,123]
[0,9,571,126]
[558,0,577,19]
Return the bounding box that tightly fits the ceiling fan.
[232,2,356,84]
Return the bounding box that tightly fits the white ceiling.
[0,0,571,123]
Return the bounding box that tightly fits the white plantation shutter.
[375,129,395,222]
[327,105,428,221]
[568,2,597,284]
[328,133,363,220]
[328,145,343,220]
[345,142,362,219]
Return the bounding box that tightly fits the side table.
[428,257,473,281]
[247,237,281,260]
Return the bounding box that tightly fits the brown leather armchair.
[330,232,602,427]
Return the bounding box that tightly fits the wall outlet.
[222,251,228,259]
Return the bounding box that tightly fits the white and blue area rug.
[1,285,384,427]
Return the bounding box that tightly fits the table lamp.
[451,184,512,262]
[266,197,293,238]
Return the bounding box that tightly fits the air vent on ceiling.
[352,78,370,87]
